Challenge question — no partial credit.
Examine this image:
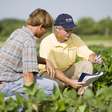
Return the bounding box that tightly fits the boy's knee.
[37,78,58,95]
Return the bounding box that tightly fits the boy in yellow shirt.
[39,14,102,95]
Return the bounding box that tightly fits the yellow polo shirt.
[39,33,94,73]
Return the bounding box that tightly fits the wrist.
[67,79,75,88]
[88,53,96,63]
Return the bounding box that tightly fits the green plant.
[90,46,112,90]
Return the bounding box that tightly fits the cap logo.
[65,18,72,22]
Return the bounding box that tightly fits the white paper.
[83,72,104,86]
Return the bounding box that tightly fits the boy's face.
[35,25,47,38]
[55,26,72,43]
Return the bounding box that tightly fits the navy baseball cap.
[54,13,76,30]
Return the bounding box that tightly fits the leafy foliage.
[90,46,112,90]
[0,87,112,112]
[0,17,112,111]
[0,46,111,111]
[0,19,24,41]
[75,17,112,35]
[0,17,112,42]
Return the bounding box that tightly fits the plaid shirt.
[0,26,38,81]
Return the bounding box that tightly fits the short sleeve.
[22,39,38,73]
[39,39,51,59]
[77,45,94,60]
[71,34,94,60]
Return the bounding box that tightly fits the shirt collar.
[53,34,73,48]
[22,26,37,40]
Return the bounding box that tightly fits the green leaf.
[83,88,94,99]
[78,104,86,112]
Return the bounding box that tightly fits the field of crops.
[82,35,112,47]
[0,46,112,112]
[0,17,112,111]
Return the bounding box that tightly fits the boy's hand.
[23,72,35,86]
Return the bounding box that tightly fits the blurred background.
[0,1,112,110]
[0,0,112,47]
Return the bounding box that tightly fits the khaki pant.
[42,61,93,88]
[64,60,93,79]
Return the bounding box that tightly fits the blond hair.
[26,8,53,28]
